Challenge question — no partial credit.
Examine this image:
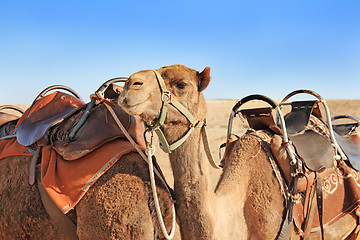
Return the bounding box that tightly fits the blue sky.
[1,0,359,104]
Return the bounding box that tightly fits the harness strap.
[155,125,195,153]
[315,173,325,240]
[37,179,78,240]
[303,183,317,239]
[149,70,221,169]
[29,147,41,185]
[201,123,222,169]
[277,209,294,240]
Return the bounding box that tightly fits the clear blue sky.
[1,0,359,104]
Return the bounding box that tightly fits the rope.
[146,142,176,239]
[99,95,176,239]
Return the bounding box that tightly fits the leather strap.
[201,123,222,169]
[315,173,325,240]
[303,184,317,239]
[37,180,78,240]
[29,147,41,185]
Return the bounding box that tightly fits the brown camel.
[118,64,358,239]
[0,108,180,238]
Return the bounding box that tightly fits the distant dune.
[2,99,360,187]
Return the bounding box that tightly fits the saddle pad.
[0,138,32,160]
[41,138,138,213]
[16,92,84,146]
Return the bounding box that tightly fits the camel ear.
[197,67,211,92]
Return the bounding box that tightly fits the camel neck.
[162,124,215,240]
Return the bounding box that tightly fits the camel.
[0,104,181,238]
[118,64,358,239]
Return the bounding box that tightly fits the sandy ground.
[2,99,360,187]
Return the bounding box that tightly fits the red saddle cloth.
[0,89,147,213]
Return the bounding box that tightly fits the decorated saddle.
[222,90,360,239]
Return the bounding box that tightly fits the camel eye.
[133,81,143,86]
[176,82,186,90]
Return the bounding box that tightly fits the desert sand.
[2,99,360,187]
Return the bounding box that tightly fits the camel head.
[118,64,211,126]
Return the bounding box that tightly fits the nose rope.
[144,130,176,239]
[96,92,176,239]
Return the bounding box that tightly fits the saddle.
[240,104,334,191]
[224,90,360,239]
[15,84,145,160]
[50,97,145,160]
[16,92,84,147]
[282,100,335,171]
[240,100,335,172]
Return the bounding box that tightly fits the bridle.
[144,70,221,169]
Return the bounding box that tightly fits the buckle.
[162,91,172,103]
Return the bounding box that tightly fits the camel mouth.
[120,99,148,116]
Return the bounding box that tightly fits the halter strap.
[146,70,221,169]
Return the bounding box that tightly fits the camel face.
[119,64,211,125]
[118,70,161,123]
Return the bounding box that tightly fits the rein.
[146,70,221,169]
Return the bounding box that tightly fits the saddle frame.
[279,89,347,161]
